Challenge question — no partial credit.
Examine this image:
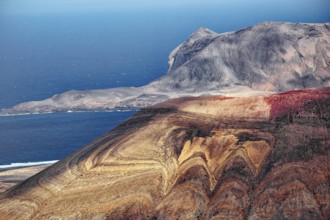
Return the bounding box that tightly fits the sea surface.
[0,111,136,166]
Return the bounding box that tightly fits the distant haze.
[1,0,329,15]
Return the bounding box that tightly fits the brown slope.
[0,87,329,219]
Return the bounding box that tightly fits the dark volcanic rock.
[0,87,329,219]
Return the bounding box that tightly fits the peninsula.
[1,22,329,115]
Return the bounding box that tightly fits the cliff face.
[0,87,329,219]
[153,22,330,92]
[2,22,330,115]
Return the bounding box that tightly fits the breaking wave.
[0,160,58,169]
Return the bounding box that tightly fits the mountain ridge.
[1,21,330,115]
[153,21,330,92]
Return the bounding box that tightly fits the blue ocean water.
[0,1,329,166]
[0,111,136,165]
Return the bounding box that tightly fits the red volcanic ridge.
[266,87,330,120]
[0,87,329,219]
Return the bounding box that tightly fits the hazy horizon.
[1,0,330,16]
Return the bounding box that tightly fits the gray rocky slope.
[2,22,330,115]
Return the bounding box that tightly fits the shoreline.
[0,108,139,117]
[0,164,52,194]
[0,160,58,171]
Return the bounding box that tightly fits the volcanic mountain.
[0,87,329,219]
[1,21,330,115]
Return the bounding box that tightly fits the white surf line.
[0,160,59,169]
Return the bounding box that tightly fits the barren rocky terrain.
[0,87,329,219]
[1,21,329,219]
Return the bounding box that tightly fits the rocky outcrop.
[0,87,329,219]
[1,22,330,115]
[153,22,330,92]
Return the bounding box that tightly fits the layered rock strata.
[0,87,329,219]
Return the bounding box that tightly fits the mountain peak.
[194,26,216,35]
[188,26,218,42]
[167,27,219,72]
[162,21,330,92]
